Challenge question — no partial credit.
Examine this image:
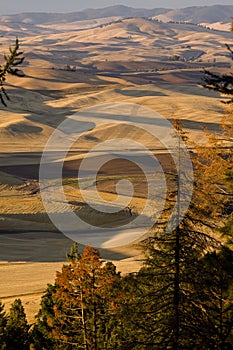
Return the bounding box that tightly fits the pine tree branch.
[0,38,25,106]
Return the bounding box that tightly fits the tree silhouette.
[5,299,30,350]
[202,24,233,103]
[121,121,228,349]
[200,246,233,349]
[0,38,25,106]
[0,302,7,350]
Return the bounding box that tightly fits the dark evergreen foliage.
[200,246,233,349]
[0,302,7,350]
[0,38,25,106]
[5,299,30,350]
[202,28,233,104]
[31,284,58,350]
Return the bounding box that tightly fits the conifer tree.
[200,246,233,349]
[33,244,121,350]
[202,27,233,246]
[5,299,30,350]
[202,22,233,103]
[0,302,7,350]
[31,284,58,350]
[0,37,25,106]
[122,120,227,349]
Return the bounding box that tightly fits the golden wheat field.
[0,15,232,321]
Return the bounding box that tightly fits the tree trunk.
[81,290,89,350]
[173,132,181,350]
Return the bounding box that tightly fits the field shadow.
[116,89,167,97]
[178,118,222,133]
[99,46,126,52]
[0,228,132,262]
[8,70,123,130]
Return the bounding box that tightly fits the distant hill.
[0,5,232,27]
[0,6,168,25]
[154,5,233,24]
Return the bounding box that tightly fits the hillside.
[0,6,168,25]
[0,5,232,31]
[155,5,233,24]
[1,17,232,73]
[0,16,231,253]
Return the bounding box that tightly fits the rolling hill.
[0,4,232,321]
[0,4,232,29]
